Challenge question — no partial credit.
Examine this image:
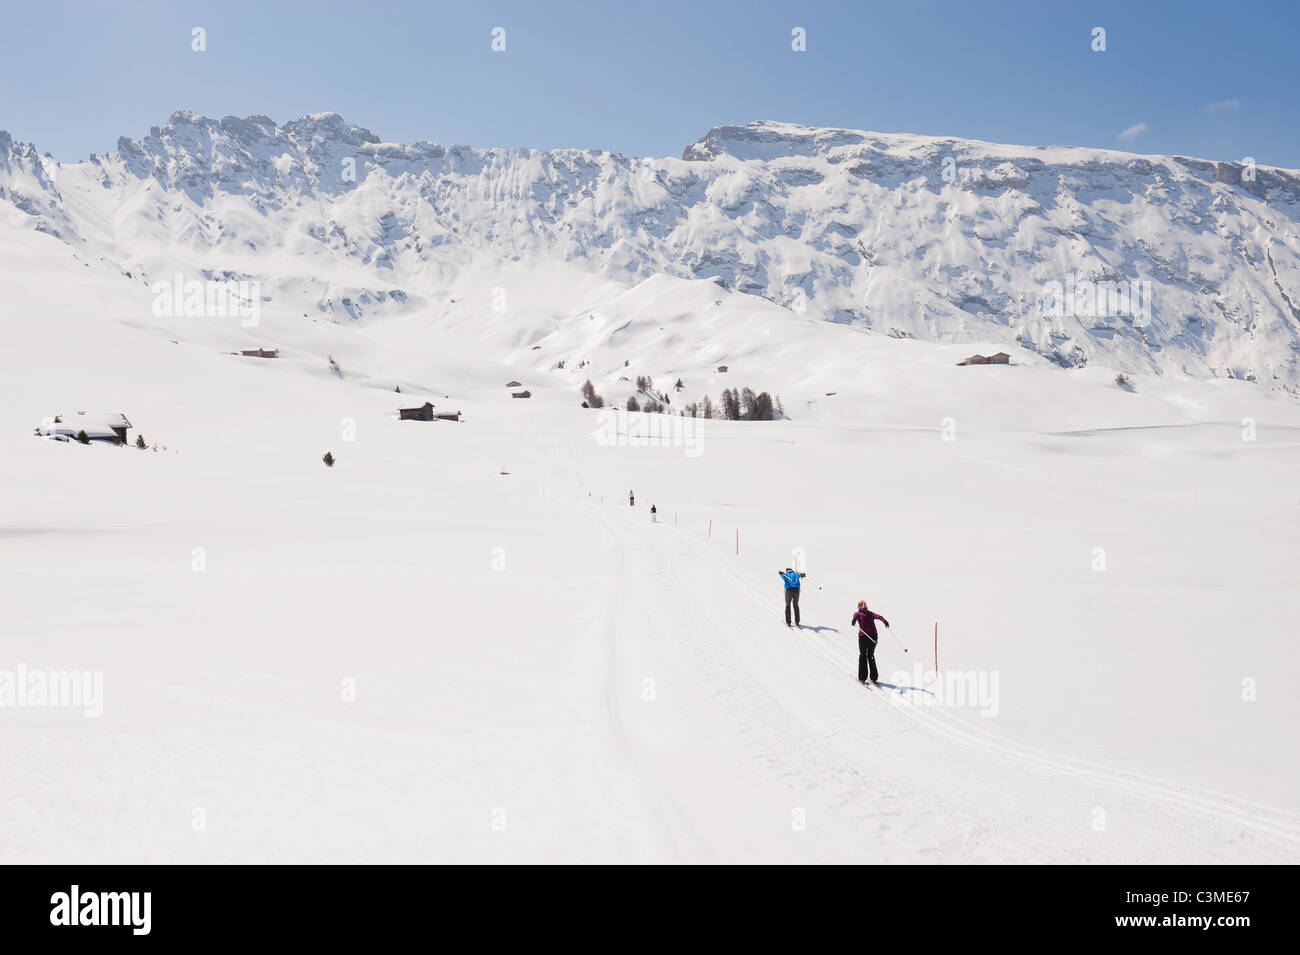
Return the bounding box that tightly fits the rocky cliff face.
[4,112,1299,387]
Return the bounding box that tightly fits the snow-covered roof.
[39,412,132,438]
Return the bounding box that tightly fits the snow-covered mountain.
[4,112,1300,387]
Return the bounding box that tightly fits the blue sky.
[2,0,1296,166]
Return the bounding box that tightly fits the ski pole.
[886,625,908,653]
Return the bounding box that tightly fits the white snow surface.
[2,122,1300,862]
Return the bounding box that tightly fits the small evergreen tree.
[135,434,147,450]
[322,451,336,467]
[580,378,605,408]
[720,389,741,420]
[740,387,757,419]
[76,430,90,445]
[626,396,640,411]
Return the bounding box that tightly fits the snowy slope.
[4,114,1300,388]
[2,221,1298,863]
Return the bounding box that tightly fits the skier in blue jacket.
[779,568,806,627]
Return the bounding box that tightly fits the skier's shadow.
[873,681,935,698]
[799,625,839,634]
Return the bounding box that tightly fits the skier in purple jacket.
[851,600,890,684]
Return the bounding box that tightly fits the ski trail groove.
[555,440,715,862]
[662,516,1300,850]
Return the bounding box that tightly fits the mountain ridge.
[4,112,1300,388]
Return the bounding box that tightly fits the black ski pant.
[784,588,801,626]
[858,632,879,683]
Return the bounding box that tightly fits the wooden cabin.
[240,347,279,359]
[38,412,132,445]
[716,365,729,373]
[959,352,1012,366]
[398,402,436,421]
[436,411,462,422]
[505,380,522,388]
[511,390,532,399]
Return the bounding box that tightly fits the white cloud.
[1201,99,1240,113]
[1116,123,1148,142]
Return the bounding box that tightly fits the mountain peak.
[683,121,872,161]
[143,110,380,150]
[282,112,380,146]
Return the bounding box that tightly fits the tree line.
[682,387,782,420]
[581,379,783,420]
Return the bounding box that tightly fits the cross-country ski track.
[556,438,1300,864]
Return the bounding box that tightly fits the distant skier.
[650,505,657,523]
[629,490,635,506]
[851,600,890,684]
[779,568,806,627]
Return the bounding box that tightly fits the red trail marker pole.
[934,622,939,672]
